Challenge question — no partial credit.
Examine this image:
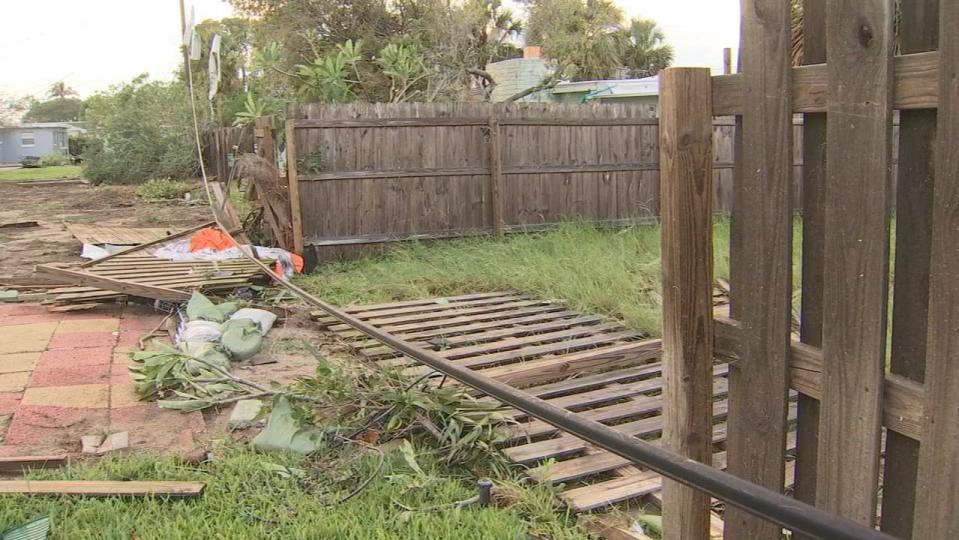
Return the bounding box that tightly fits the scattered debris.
[1,516,51,540]
[228,399,264,431]
[252,396,326,455]
[0,480,205,498]
[81,435,104,454]
[95,432,130,455]
[66,223,174,246]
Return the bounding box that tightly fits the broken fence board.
[0,480,205,498]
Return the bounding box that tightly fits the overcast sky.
[1,0,739,99]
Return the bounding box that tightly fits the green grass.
[299,221,744,335]
[0,165,82,182]
[297,219,812,336]
[0,443,587,540]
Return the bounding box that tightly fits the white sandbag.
[230,308,278,335]
[180,320,223,342]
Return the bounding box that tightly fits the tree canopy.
[524,0,673,81]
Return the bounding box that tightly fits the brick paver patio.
[0,302,206,457]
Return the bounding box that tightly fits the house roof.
[552,75,660,98]
[0,122,87,133]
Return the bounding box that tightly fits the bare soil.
[0,181,211,282]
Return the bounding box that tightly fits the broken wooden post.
[658,66,714,540]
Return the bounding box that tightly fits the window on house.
[53,131,65,147]
[21,133,35,147]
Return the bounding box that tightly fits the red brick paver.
[0,304,206,456]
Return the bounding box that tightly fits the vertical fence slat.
[659,67,714,540]
[286,118,305,255]
[880,1,938,537]
[816,0,894,525]
[912,3,959,537]
[793,0,826,524]
[724,1,793,539]
[488,115,504,236]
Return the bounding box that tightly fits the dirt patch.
[0,181,211,281]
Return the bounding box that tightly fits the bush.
[39,152,69,167]
[82,75,199,184]
[135,178,190,201]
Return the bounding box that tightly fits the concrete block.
[228,399,263,431]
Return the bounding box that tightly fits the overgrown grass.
[135,178,191,201]
[0,165,82,182]
[299,221,743,335]
[0,442,587,540]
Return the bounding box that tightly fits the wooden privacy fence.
[285,103,756,261]
[201,125,254,184]
[661,1,955,539]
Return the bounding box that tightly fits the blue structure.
[0,123,70,165]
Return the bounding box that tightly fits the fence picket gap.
[912,2,959,537]
[793,1,827,529]
[880,1,938,537]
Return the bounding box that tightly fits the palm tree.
[621,18,674,78]
[48,81,77,99]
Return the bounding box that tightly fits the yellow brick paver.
[56,319,120,333]
[0,352,40,374]
[110,383,142,409]
[22,384,110,408]
[0,371,31,392]
[0,322,58,354]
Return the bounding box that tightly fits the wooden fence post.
[659,67,713,540]
[285,118,305,255]
[724,1,793,539]
[488,112,504,236]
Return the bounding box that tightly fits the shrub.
[39,152,69,167]
[82,75,199,184]
[135,178,190,201]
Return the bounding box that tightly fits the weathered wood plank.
[658,66,714,540]
[711,51,938,115]
[881,1,938,537]
[285,118,304,254]
[37,265,192,301]
[817,1,894,525]
[911,3,959,537]
[714,318,924,442]
[0,481,205,498]
[725,2,793,539]
[0,455,68,474]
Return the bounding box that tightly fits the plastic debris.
[220,319,263,361]
[230,308,277,335]
[252,396,326,455]
[1,516,50,540]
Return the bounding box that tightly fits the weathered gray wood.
[658,66,714,540]
[488,116,504,235]
[881,2,938,537]
[725,4,793,540]
[794,0,827,527]
[817,1,894,525]
[911,3,959,537]
[712,50,939,115]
